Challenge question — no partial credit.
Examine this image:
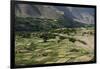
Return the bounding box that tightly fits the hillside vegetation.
[15,17,89,31]
[15,17,94,66]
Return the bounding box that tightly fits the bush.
[21,32,31,38]
[40,32,49,42]
[78,40,87,45]
[59,36,66,40]
[70,48,79,52]
[69,38,76,43]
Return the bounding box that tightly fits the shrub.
[40,33,49,42]
[59,36,66,40]
[21,32,31,38]
[78,40,87,45]
[70,48,79,52]
[69,38,76,43]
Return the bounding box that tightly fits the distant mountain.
[15,4,95,24]
[15,4,61,19]
[15,4,95,32]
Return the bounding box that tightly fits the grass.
[15,28,94,66]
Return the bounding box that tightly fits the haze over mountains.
[15,4,95,24]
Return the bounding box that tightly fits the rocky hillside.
[15,4,95,24]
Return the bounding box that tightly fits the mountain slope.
[15,4,95,24]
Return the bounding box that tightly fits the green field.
[15,27,94,66]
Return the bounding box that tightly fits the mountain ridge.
[15,4,95,24]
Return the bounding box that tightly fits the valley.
[15,27,94,66]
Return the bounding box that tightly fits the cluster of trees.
[16,32,56,42]
[15,17,64,32]
[15,17,89,32]
[50,28,77,35]
[15,17,94,43]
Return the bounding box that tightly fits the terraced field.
[15,28,94,66]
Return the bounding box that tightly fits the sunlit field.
[15,23,94,66]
